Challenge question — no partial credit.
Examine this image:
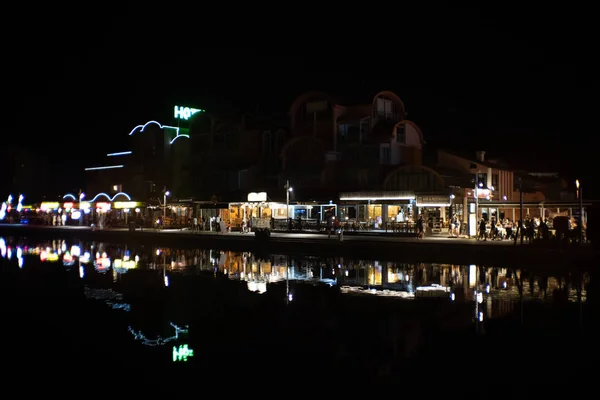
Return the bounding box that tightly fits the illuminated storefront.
[339,191,416,231]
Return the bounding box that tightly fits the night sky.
[4,5,597,198]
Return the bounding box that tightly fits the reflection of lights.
[288,293,293,302]
[80,252,91,264]
[84,287,130,312]
[70,245,81,257]
[340,286,415,298]
[476,292,483,304]
[113,258,137,274]
[486,284,490,293]
[502,281,507,289]
[62,252,75,266]
[478,312,483,322]
[95,256,110,273]
[6,247,11,260]
[450,293,455,301]
[40,250,59,262]
[164,275,169,287]
[247,281,267,293]
[79,266,85,278]
[129,322,189,347]
[0,238,6,257]
[173,344,194,362]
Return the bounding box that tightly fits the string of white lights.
[128,323,189,346]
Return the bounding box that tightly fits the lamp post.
[163,189,170,222]
[576,179,583,244]
[285,180,293,220]
[79,192,85,226]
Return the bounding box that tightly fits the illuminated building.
[84,105,199,201]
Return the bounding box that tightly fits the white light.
[170,134,190,144]
[107,151,132,156]
[89,192,132,202]
[85,165,124,171]
[71,245,81,257]
[288,187,293,192]
[164,275,169,287]
[71,211,81,220]
[165,191,170,196]
[129,120,183,138]
[63,194,77,200]
[502,195,507,201]
[339,195,415,201]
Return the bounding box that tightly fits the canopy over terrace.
[476,200,592,224]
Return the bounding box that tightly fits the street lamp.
[79,192,85,226]
[163,190,170,221]
[285,180,293,220]
[576,179,583,244]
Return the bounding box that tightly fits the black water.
[1,235,597,389]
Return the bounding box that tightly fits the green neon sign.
[172,344,194,362]
[174,105,204,121]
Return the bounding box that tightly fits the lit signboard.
[416,196,452,207]
[174,105,204,121]
[247,192,267,202]
[95,202,111,212]
[40,202,60,211]
[113,201,140,209]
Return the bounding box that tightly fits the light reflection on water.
[0,236,591,366]
[1,237,587,306]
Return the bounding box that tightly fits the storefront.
[227,192,286,231]
[195,201,230,230]
[339,191,416,231]
[415,195,453,234]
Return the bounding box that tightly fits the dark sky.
[4,4,597,197]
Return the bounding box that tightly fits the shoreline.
[1,224,596,268]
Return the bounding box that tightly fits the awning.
[339,191,415,201]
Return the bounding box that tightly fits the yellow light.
[114,201,139,209]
